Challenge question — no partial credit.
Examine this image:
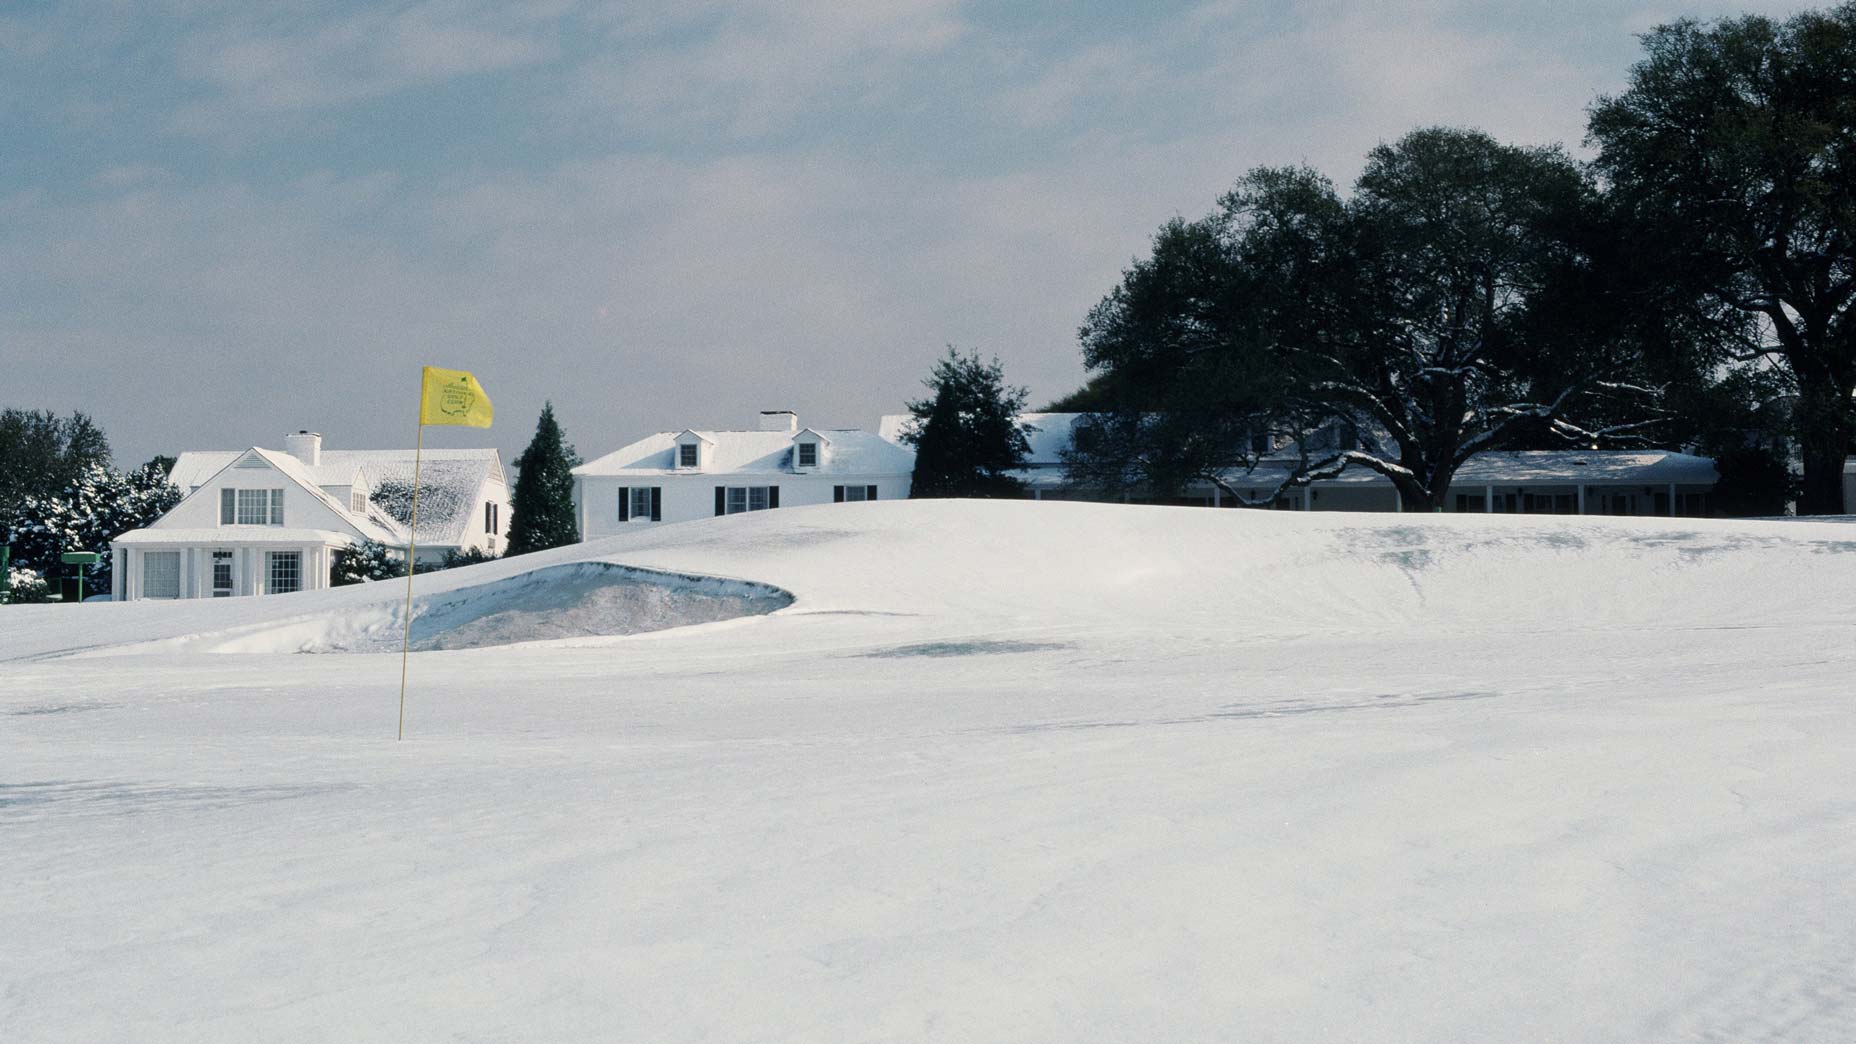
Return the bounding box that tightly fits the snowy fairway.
[4,501,1854,1042]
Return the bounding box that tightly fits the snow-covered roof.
[576,429,915,477]
[1013,448,1718,491]
[113,527,364,547]
[1452,451,1718,485]
[169,448,504,547]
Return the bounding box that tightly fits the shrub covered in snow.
[4,565,50,604]
[330,541,406,586]
[3,461,180,594]
[440,547,500,570]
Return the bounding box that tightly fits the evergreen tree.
[504,402,581,555]
[903,350,1031,498]
[3,460,180,594]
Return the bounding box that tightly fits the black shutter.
[715,486,726,516]
[618,488,629,522]
[834,485,845,503]
[650,487,662,521]
[768,486,779,509]
[866,485,877,501]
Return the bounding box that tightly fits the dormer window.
[679,443,699,468]
[797,442,817,468]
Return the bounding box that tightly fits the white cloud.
[170,0,557,124]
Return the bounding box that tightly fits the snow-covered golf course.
[4,501,1854,1042]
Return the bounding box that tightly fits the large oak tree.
[1589,4,1856,513]
[1071,128,1656,511]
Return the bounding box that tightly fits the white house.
[879,412,1721,515]
[111,432,510,600]
[573,411,915,539]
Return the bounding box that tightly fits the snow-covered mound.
[6,502,1856,1043]
[8,500,1855,662]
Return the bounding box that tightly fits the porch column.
[1392,487,1401,513]
[1577,484,1586,514]
[112,549,125,600]
[1211,488,1220,508]
[1485,484,1494,512]
[1668,483,1677,516]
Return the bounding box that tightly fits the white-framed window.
[679,443,700,468]
[721,486,775,514]
[843,485,868,502]
[835,485,877,502]
[630,487,653,520]
[268,551,301,594]
[351,491,367,514]
[796,442,817,468]
[223,488,284,525]
[142,551,180,600]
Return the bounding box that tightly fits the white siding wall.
[577,474,911,541]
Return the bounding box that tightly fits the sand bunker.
[205,562,794,654]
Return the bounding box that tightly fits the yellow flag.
[419,366,493,428]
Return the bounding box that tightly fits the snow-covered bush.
[4,566,50,604]
[330,541,406,586]
[440,547,500,569]
[3,461,179,594]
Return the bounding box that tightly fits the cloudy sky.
[0,0,1810,468]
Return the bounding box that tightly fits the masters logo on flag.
[419,366,494,428]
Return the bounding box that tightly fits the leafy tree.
[3,461,180,594]
[504,402,581,555]
[1589,5,1856,513]
[1069,128,1660,510]
[330,540,406,586]
[0,409,112,511]
[902,349,1032,498]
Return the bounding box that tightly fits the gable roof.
[168,448,503,546]
[576,428,915,477]
[158,447,406,545]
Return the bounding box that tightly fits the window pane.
[680,444,698,467]
[268,551,301,594]
[727,487,747,514]
[142,551,180,599]
[631,487,652,519]
[220,488,236,525]
[842,485,867,502]
[797,443,816,467]
[748,486,769,511]
[237,489,269,524]
[270,489,284,525]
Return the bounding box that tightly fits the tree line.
[1025,5,1854,513]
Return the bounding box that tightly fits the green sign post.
[61,550,100,603]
